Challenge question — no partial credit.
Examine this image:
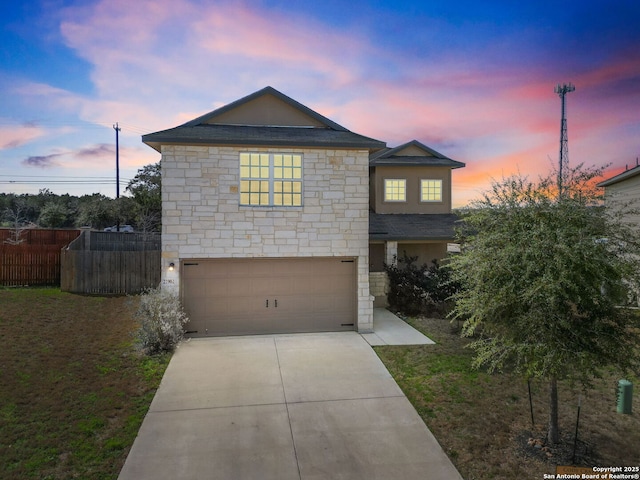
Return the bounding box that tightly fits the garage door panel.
[249,261,279,276]
[224,296,260,317]
[182,258,356,336]
[313,295,353,315]
[205,278,228,296]
[312,274,352,294]
[183,301,208,334]
[184,281,207,298]
[247,277,278,296]
[182,262,206,279]
[227,261,251,277]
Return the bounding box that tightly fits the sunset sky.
[1,0,639,207]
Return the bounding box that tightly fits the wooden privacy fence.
[61,230,161,295]
[0,229,80,287]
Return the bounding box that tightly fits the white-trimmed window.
[240,153,302,206]
[384,179,406,202]
[421,179,442,202]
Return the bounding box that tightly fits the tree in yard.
[2,200,33,244]
[126,162,161,232]
[448,165,640,445]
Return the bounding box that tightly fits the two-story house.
[142,86,464,336]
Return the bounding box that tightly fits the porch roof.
[369,213,460,241]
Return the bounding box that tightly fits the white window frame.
[384,179,406,202]
[239,153,303,207]
[420,179,443,203]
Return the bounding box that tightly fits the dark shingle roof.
[369,213,460,241]
[142,86,386,152]
[143,124,386,152]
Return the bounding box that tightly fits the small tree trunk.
[548,377,559,444]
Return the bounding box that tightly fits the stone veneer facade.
[369,271,389,308]
[160,145,374,332]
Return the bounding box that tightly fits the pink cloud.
[0,123,47,150]
[57,0,371,124]
[190,4,365,86]
[12,0,634,205]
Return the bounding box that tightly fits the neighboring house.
[142,86,465,335]
[596,163,640,228]
[368,141,465,306]
[597,163,640,306]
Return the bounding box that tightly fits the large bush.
[385,253,459,317]
[135,287,189,354]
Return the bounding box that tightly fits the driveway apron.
[118,332,463,480]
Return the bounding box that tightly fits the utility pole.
[554,83,575,198]
[113,122,121,232]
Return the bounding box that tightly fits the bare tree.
[3,203,33,245]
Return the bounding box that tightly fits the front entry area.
[181,257,357,336]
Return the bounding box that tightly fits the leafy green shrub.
[385,253,459,317]
[135,287,189,354]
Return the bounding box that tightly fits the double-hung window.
[240,153,302,206]
[384,179,406,202]
[421,179,442,202]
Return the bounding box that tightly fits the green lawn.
[375,316,640,480]
[0,288,169,480]
[2,289,637,479]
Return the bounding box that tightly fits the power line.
[0,174,128,179]
[0,118,156,135]
[0,179,127,182]
[0,175,131,186]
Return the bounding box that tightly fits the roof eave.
[369,234,456,241]
[369,159,466,168]
[142,135,385,151]
[597,166,640,187]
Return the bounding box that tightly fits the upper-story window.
[240,153,302,206]
[421,179,442,202]
[384,179,406,202]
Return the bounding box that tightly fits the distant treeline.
[1,162,161,232]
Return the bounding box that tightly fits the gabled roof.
[181,86,347,130]
[369,140,465,168]
[369,213,460,241]
[596,164,640,187]
[143,86,386,152]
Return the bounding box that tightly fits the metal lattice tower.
[554,83,575,197]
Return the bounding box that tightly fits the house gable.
[204,94,326,127]
[370,140,465,168]
[143,86,385,152]
[189,86,339,128]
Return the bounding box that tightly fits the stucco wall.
[398,242,449,267]
[160,145,373,331]
[372,166,452,214]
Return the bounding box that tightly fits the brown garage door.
[181,257,357,336]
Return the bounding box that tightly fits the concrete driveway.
[118,331,462,479]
